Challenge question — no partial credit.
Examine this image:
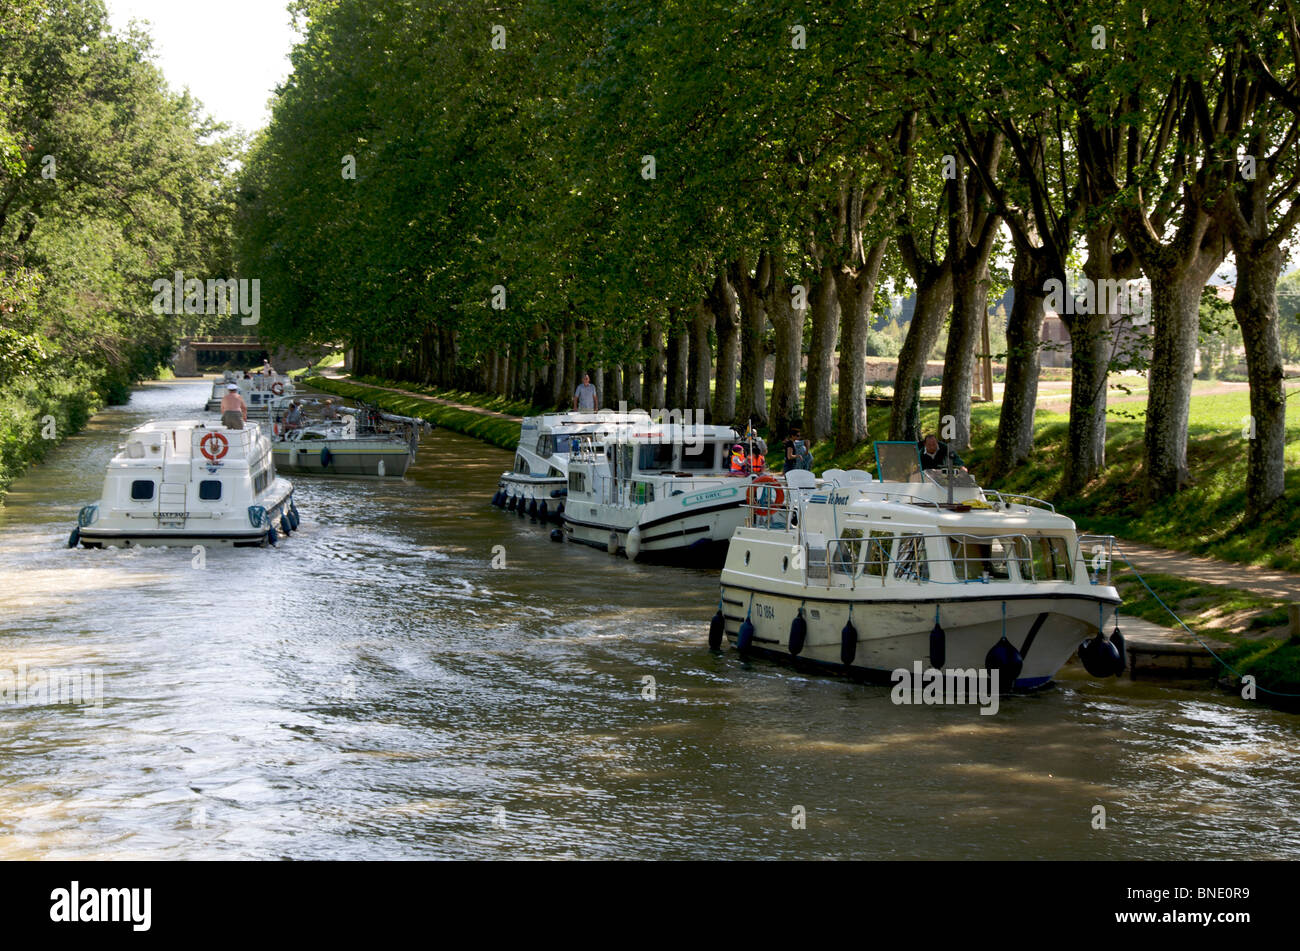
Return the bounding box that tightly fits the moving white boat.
[70,418,299,548]
[204,370,297,418]
[272,404,426,478]
[490,409,651,523]
[561,419,758,560]
[710,441,1125,691]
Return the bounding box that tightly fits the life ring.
[270,381,284,396]
[200,432,229,462]
[746,474,785,516]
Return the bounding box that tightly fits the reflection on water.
[0,379,1298,858]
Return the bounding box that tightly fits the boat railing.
[1077,533,1118,585]
[982,490,1056,513]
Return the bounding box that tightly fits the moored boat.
[271,404,425,478]
[712,441,1125,691]
[491,409,651,523]
[204,371,297,418]
[561,419,758,560]
[70,418,298,548]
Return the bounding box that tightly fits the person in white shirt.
[572,373,598,411]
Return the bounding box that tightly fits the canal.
[1,379,1297,859]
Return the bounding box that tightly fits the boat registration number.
[753,601,775,619]
[157,512,187,518]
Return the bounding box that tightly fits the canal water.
[1,378,1298,859]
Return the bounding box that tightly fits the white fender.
[626,525,642,561]
[377,459,386,478]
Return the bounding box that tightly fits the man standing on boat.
[573,373,599,412]
[220,383,247,430]
[918,433,966,472]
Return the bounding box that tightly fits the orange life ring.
[270,381,284,396]
[200,431,229,462]
[747,474,785,516]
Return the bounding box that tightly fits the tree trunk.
[889,273,953,441]
[767,259,802,440]
[644,315,666,409]
[1144,272,1208,497]
[709,271,740,425]
[805,264,839,445]
[666,317,688,410]
[624,360,642,408]
[606,364,623,408]
[938,267,986,452]
[549,332,567,408]
[561,330,578,410]
[834,237,889,453]
[1232,245,1287,518]
[689,302,713,421]
[732,256,770,429]
[990,250,1048,477]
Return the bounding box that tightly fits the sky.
[105,0,301,135]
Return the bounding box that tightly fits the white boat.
[272,405,425,478]
[711,441,1124,691]
[70,418,299,548]
[204,371,297,418]
[491,409,651,523]
[561,420,758,560]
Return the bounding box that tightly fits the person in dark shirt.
[918,434,966,472]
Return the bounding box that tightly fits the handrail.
[810,531,1060,587]
[1077,533,1118,585]
[982,490,1057,513]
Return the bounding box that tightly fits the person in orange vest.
[729,443,749,474]
[750,447,765,473]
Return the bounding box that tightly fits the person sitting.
[322,399,338,420]
[729,443,749,474]
[284,401,304,431]
[918,434,967,472]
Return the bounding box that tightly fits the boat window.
[863,530,894,577]
[548,466,563,478]
[633,481,655,504]
[948,535,1024,581]
[130,480,155,501]
[515,454,531,475]
[538,435,553,457]
[680,442,717,470]
[198,480,222,501]
[637,443,675,471]
[569,471,586,493]
[894,533,929,581]
[252,469,268,495]
[832,528,864,576]
[1031,536,1072,582]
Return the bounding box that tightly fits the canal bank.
[3,377,1300,859]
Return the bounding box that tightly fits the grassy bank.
[1113,572,1300,699]
[0,376,105,500]
[301,376,526,450]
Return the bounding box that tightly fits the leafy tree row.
[0,0,239,492]
[238,0,1299,515]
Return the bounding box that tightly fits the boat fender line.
[929,605,946,669]
[280,515,292,536]
[492,490,503,507]
[984,604,1023,690]
[267,525,278,547]
[289,501,301,530]
[789,603,808,657]
[517,497,526,518]
[1078,604,1125,678]
[555,502,565,521]
[549,527,564,542]
[737,594,756,655]
[538,500,548,522]
[626,525,642,561]
[708,594,725,650]
[506,494,517,511]
[67,527,80,549]
[840,604,858,666]
[527,498,538,520]
[607,531,619,555]
[320,446,332,467]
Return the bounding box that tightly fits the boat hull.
[78,480,296,549]
[565,494,747,561]
[719,582,1119,689]
[273,441,412,477]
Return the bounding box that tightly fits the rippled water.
[1,379,1298,859]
